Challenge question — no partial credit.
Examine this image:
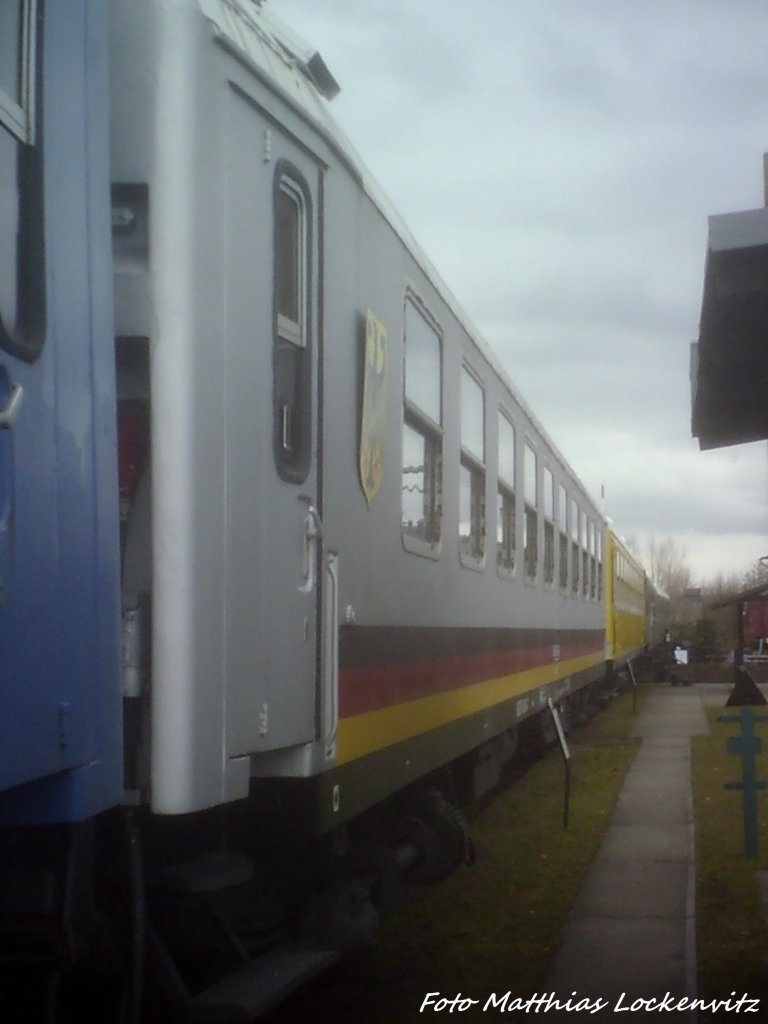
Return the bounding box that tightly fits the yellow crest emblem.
[359,311,388,506]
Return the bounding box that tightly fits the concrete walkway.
[545,685,710,1021]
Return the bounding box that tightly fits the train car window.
[273,168,311,482]
[597,529,604,600]
[589,519,597,600]
[558,483,568,591]
[276,187,302,331]
[543,466,555,586]
[496,410,516,577]
[0,1,34,143]
[571,497,580,595]
[0,0,44,361]
[460,366,484,460]
[523,442,537,582]
[402,297,443,555]
[581,509,589,598]
[459,366,485,567]
[404,300,441,419]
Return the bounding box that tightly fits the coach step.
[187,944,341,1023]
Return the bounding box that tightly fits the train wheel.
[401,790,475,884]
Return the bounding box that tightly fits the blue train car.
[0,0,122,821]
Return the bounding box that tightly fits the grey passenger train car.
[2,2,638,1018]
[109,0,611,1008]
[113,0,606,823]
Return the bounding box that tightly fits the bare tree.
[647,535,692,601]
[705,570,742,602]
[742,556,768,590]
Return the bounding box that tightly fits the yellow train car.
[606,530,647,668]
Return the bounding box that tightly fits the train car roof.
[200,0,602,510]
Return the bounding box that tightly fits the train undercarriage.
[0,670,628,1024]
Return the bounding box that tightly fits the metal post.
[719,707,768,859]
[627,660,638,714]
[548,698,571,829]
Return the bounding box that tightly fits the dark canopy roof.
[691,206,768,450]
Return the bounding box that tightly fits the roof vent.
[257,3,340,99]
[302,50,340,100]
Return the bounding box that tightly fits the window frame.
[0,0,37,145]
[597,527,604,601]
[523,440,538,584]
[542,465,555,588]
[0,0,45,363]
[496,408,516,579]
[401,294,444,558]
[558,483,569,592]
[581,509,589,598]
[570,497,580,596]
[275,178,307,347]
[458,363,486,570]
[272,164,313,483]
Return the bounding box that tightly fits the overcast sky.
[273,0,768,585]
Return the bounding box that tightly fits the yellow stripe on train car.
[336,650,606,765]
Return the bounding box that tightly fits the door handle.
[0,383,23,430]
[298,501,322,593]
[323,551,340,757]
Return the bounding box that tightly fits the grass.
[692,706,768,1004]
[275,691,642,1023]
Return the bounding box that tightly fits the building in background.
[691,156,768,450]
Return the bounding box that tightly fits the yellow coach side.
[606,530,647,668]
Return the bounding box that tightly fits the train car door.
[223,90,327,763]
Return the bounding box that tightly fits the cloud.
[274,0,768,582]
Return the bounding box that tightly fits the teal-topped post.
[719,707,768,859]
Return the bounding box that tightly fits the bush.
[688,614,722,663]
